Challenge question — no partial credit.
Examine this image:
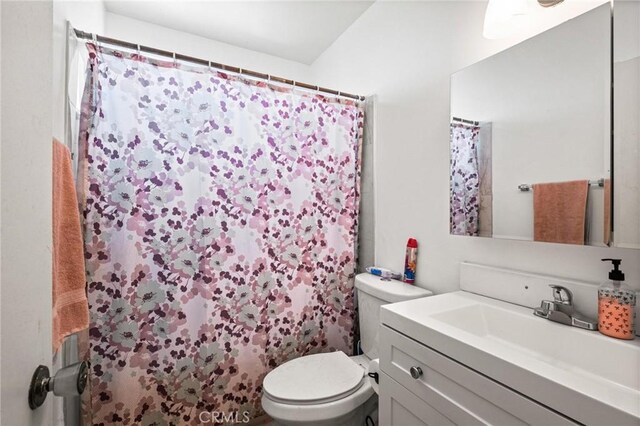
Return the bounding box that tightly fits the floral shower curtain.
[78,44,363,424]
[450,123,480,236]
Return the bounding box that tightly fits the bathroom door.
[1,1,55,425]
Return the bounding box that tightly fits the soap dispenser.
[598,258,636,339]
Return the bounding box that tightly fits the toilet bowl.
[262,274,433,425]
[261,353,375,426]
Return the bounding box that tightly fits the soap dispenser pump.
[598,258,635,339]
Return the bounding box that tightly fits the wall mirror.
[449,3,615,247]
[613,0,640,249]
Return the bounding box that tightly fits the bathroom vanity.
[378,264,640,425]
[377,324,575,425]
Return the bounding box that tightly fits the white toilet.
[261,273,433,425]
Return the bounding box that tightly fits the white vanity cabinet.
[378,326,578,426]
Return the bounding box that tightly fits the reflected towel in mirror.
[533,180,589,245]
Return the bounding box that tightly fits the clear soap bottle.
[598,258,636,340]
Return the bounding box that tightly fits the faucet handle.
[549,285,572,305]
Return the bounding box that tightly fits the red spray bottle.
[403,238,418,284]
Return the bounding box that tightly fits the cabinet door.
[380,326,578,426]
[379,372,455,426]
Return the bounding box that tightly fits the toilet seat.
[262,352,365,405]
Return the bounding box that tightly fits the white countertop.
[381,291,640,426]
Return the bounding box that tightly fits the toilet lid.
[263,352,364,404]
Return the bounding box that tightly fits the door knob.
[28,361,89,409]
[409,366,423,379]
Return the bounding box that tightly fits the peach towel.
[533,180,589,245]
[53,139,89,351]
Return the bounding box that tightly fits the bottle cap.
[407,238,418,248]
[602,258,625,281]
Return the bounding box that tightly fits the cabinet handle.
[409,366,423,379]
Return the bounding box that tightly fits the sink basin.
[381,291,640,425]
[431,302,639,390]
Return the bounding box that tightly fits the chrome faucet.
[533,285,598,330]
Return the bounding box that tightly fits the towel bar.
[518,178,605,192]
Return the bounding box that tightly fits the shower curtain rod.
[452,116,480,126]
[72,28,365,101]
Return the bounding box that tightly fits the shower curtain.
[450,123,480,236]
[78,44,363,424]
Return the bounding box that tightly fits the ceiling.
[104,1,375,64]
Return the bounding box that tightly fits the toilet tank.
[355,273,433,359]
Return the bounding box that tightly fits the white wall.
[451,4,610,243]
[1,1,53,424]
[104,12,312,83]
[53,0,105,142]
[0,0,3,418]
[310,1,639,295]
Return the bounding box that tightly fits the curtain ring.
[172,52,177,66]
[136,44,141,55]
